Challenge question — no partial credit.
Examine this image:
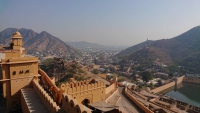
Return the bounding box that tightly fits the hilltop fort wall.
[39,69,63,105]
[151,76,184,93]
[62,93,91,113]
[60,80,106,104]
[124,87,154,113]
[32,79,61,113]
[105,77,117,95]
[183,77,200,84]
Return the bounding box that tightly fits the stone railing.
[32,79,61,113]
[39,69,63,105]
[151,76,184,93]
[60,81,105,95]
[124,87,154,113]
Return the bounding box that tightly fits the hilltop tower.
[0,31,38,111]
[10,31,23,50]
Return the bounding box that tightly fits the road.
[116,87,144,113]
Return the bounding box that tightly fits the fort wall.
[62,93,91,113]
[105,77,118,99]
[61,80,106,103]
[21,92,29,113]
[124,87,154,113]
[39,69,63,105]
[183,77,200,84]
[151,76,184,93]
[105,83,116,95]
[32,79,61,113]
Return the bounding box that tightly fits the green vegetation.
[40,58,54,72]
[41,59,91,86]
[139,71,153,82]
[116,26,200,73]
[92,69,99,74]
[111,74,129,82]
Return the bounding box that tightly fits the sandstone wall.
[124,87,154,113]
[60,80,106,103]
[32,80,60,113]
[62,93,91,113]
[151,76,184,93]
[183,77,200,84]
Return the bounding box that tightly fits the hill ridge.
[117,25,200,73]
[0,28,77,56]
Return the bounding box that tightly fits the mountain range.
[66,41,127,50]
[66,41,106,50]
[117,26,200,73]
[0,28,77,56]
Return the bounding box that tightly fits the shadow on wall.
[62,93,91,113]
[0,83,7,111]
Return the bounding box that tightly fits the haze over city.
[0,0,200,46]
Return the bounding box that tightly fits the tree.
[136,66,143,71]
[168,64,179,73]
[119,64,125,71]
[109,67,115,72]
[169,72,174,77]
[132,71,138,81]
[161,67,170,73]
[140,71,153,82]
[118,77,126,82]
[92,69,99,74]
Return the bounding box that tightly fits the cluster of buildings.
[1,31,200,113]
[0,31,122,113]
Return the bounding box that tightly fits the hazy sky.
[0,0,200,46]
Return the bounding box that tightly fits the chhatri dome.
[12,31,22,38]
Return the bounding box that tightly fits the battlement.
[60,81,105,95]
[62,93,91,113]
[32,79,60,113]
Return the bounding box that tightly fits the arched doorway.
[81,99,90,107]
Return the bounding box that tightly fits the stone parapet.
[32,79,60,113]
[61,93,92,113]
[124,87,154,113]
[151,76,184,93]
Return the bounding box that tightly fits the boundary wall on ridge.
[151,76,184,93]
[183,77,200,84]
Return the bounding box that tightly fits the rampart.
[151,76,184,93]
[60,79,106,103]
[32,79,61,113]
[105,77,117,95]
[183,77,200,84]
[62,93,91,113]
[39,69,63,105]
[124,87,154,113]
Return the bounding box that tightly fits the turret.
[10,31,23,50]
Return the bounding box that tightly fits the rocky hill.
[116,40,155,57]
[0,28,77,56]
[128,47,173,67]
[117,26,200,73]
